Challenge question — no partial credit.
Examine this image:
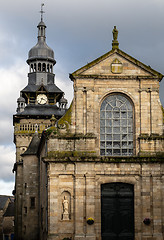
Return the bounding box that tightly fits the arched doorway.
[101,182,134,240]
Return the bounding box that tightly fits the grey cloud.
[0,119,13,145]
[0,145,15,183]
[0,0,164,194]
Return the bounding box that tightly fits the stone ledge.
[70,74,159,80]
[44,132,97,140]
[44,153,164,163]
[138,134,164,140]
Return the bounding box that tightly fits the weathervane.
[40,3,45,21]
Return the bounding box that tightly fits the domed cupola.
[16,93,26,113]
[25,4,57,86]
[27,20,55,64]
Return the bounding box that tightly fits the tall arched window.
[42,63,46,72]
[30,64,33,72]
[34,63,36,72]
[38,63,41,71]
[100,94,133,156]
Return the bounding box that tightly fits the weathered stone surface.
[13,30,164,240]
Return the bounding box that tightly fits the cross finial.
[40,3,45,22]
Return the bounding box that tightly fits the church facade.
[13,16,164,240]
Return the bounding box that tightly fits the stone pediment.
[70,49,163,81]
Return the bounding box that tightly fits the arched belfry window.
[100,94,133,156]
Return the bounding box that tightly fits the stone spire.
[112,26,119,50]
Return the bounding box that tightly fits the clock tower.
[13,11,67,239]
[13,15,67,148]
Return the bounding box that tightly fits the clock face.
[37,94,47,105]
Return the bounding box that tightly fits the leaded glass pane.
[113,134,120,140]
[114,149,121,155]
[121,119,127,125]
[106,119,112,126]
[113,127,120,133]
[110,100,116,107]
[101,100,107,110]
[100,149,105,155]
[113,111,120,118]
[116,100,122,108]
[100,111,105,118]
[128,127,132,133]
[100,119,105,126]
[100,94,133,156]
[126,101,133,110]
[128,134,133,140]
[128,141,133,147]
[129,149,133,155]
[106,127,111,134]
[100,134,105,141]
[128,111,133,118]
[121,111,127,118]
[121,127,127,133]
[122,149,128,155]
[106,141,112,148]
[122,134,127,141]
[113,142,120,148]
[106,104,112,111]
[122,142,127,147]
[120,105,127,110]
[100,141,105,148]
[100,127,105,134]
[106,149,112,155]
[113,119,120,126]
[106,111,112,118]
[106,134,112,140]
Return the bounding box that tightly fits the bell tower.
[13,5,67,239]
[13,5,67,150]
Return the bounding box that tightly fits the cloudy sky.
[0,0,164,195]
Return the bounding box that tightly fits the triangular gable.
[36,84,48,92]
[70,48,163,81]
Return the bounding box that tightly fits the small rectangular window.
[24,207,27,214]
[30,197,35,208]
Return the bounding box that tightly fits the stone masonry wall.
[21,155,39,240]
[71,76,163,155]
[45,159,164,240]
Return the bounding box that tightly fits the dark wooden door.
[101,183,134,240]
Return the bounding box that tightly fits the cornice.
[70,74,159,81]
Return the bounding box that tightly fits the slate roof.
[14,104,66,117]
[22,132,40,156]
[21,84,63,93]
[3,202,14,217]
[0,196,14,210]
[27,20,55,64]
[0,196,9,210]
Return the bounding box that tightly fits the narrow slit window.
[30,197,35,208]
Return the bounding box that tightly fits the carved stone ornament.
[112,26,119,49]
[111,58,123,74]
[112,26,118,41]
[62,196,69,220]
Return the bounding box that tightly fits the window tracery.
[100,94,133,156]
